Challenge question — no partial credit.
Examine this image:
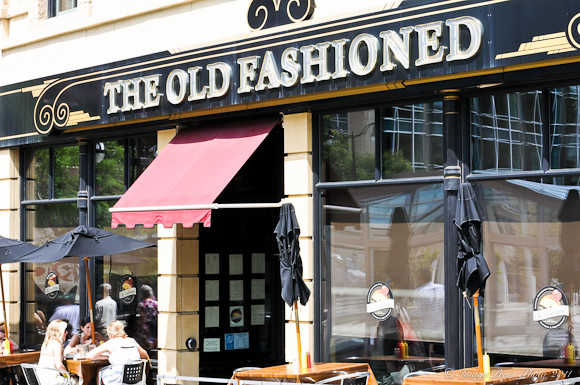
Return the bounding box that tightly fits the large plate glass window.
[381,102,444,177]
[320,183,445,376]
[471,90,544,173]
[321,110,376,182]
[474,178,580,357]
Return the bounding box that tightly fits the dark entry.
[198,123,285,378]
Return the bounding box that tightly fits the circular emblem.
[230,308,243,324]
[118,275,136,304]
[567,13,580,49]
[366,282,394,321]
[44,272,60,300]
[533,285,569,329]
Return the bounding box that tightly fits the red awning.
[111,118,279,229]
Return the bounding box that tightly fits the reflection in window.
[54,146,80,199]
[52,0,77,16]
[381,102,443,177]
[25,149,49,201]
[471,91,543,172]
[95,226,159,351]
[95,140,125,196]
[24,203,79,346]
[551,86,580,170]
[25,146,79,200]
[321,110,375,182]
[128,136,157,186]
[321,183,445,364]
[476,179,580,357]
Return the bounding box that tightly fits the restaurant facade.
[1,0,580,379]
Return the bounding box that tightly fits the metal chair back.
[20,363,72,385]
[121,360,147,385]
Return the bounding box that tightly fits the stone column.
[156,129,200,378]
[0,149,21,341]
[282,113,314,363]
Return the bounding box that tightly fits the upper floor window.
[50,0,77,17]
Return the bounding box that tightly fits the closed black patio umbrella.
[16,225,155,342]
[454,183,489,372]
[274,203,310,366]
[0,236,38,352]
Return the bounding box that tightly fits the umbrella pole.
[294,301,302,368]
[0,265,9,348]
[473,290,483,372]
[83,258,96,344]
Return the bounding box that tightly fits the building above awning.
[110,118,280,229]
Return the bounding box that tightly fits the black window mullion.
[49,148,55,199]
[542,87,551,172]
[375,108,382,180]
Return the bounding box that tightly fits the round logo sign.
[230,308,243,324]
[533,285,569,329]
[366,282,395,321]
[118,275,137,304]
[44,272,60,300]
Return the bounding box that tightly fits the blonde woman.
[86,321,149,385]
[38,320,76,385]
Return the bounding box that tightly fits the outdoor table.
[402,366,564,385]
[65,358,110,385]
[0,350,40,368]
[346,355,445,372]
[347,355,445,375]
[232,362,379,385]
[502,359,580,378]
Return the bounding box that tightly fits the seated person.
[64,317,105,355]
[0,322,18,352]
[86,321,149,385]
[38,320,78,385]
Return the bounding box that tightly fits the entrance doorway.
[198,123,285,378]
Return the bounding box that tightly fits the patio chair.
[97,359,147,385]
[20,363,74,385]
[314,371,370,385]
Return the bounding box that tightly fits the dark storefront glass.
[128,136,157,186]
[95,140,125,196]
[54,146,80,198]
[24,203,79,346]
[475,179,580,357]
[321,110,376,182]
[25,148,49,201]
[381,102,443,177]
[22,137,159,350]
[93,225,159,350]
[551,86,580,171]
[320,183,445,378]
[471,91,543,172]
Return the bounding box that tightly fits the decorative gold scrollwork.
[567,13,580,49]
[35,99,71,135]
[247,0,314,31]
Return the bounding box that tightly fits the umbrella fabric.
[16,225,155,262]
[454,183,490,297]
[0,236,38,263]
[274,203,310,307]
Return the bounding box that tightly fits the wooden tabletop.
[0,351,40,368]
[402,366,564,385]
[232,362,378,385]
[66,358,110,385]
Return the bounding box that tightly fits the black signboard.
[1,0,580,147]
